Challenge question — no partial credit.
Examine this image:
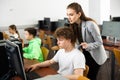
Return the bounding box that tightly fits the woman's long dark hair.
[67,2,96,22]
[67,2,100,41]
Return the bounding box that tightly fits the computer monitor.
[38,20,44,29]
[0,40,27,80]
[9,38,23,58]
[64,18,70,27]
[102,21,120,39]
[57,19,66,27]
[0,40,9,79]
[112,17,120,21]
[50,21,58,32]
[44,17,51,31]
[44,17,50,26]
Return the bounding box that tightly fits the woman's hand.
[80,42,88,49]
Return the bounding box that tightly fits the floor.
[97,54,120,80]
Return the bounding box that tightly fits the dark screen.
[6,40,27,80]
[50,21,58,32]
[0,40,27,80]
[0,41,9,77]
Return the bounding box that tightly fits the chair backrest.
[78,76,90,80]
[46,36,52,49]
[41,46,49,60]
[41,35,52,50]
[113,48,120,66]
[83,65,89,77]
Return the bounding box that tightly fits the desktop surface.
[10,59,57,80]
[103,39,120,47]
[24,59,57,78]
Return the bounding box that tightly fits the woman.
[25,27,86,80]
[66,2,108,80]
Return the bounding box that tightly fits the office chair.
[46,36,52,49]
[113,48,120,66]
[41,46,49,60]
[78,76,90,80]
[77,65,90,80]
[42,35,52,49]
[83,65,89,77]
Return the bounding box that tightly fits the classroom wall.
[0,0,88,27]
[0,0,119,27]
[89,0,110,24]
[110,0,120,17]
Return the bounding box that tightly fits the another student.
[9,24,20,39]
[66,2,108,80]
[0,32,3,40]
[0,32,9,40]
[25,27,86,80]
[23,27,44,62]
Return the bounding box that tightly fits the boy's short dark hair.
[24,27,37,37]
[54,27,76,45]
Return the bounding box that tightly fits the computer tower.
[44,17,51,31]
[38,20,44,29]
[112,17,120,21]
[50,21,58,32]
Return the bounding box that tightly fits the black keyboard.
[26,71,41,80]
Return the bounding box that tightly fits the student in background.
[66,2,107,80]
[0,32,3,40]
[9,24,20,39]
[0,32,9,40]
[23,27,44,62]
[25,27,86,80]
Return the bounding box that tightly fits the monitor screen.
[57,19,66,27]
[0,40,27,80]
[102,21,120,39]
[38,20,44,29]
[44,17,50,25]
[0,40,9,79]
[50,21,58,32]
[6,40,27,80]
[9,38,23,61]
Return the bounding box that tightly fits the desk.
[24,59,57,77]
[103,39,120,51]
[103,39,120,80]
[11,59,57,80]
